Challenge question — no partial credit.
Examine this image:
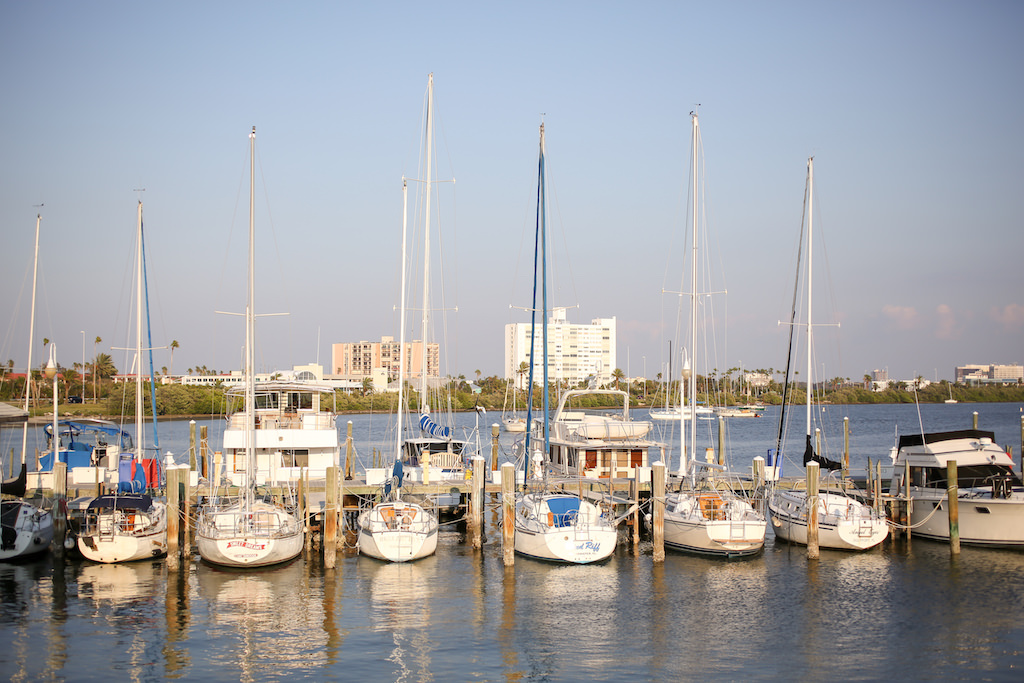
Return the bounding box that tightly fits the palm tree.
[611,367,625,390]
[169,339,179,376]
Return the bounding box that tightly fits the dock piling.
[947,459,960,555]
[471,456,484,550]
[501,462,514,566]
[325,466,338,568]
[652,461,665,563]
[806,461,820,560]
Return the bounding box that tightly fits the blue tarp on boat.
[547,497,581,527]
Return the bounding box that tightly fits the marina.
[1,402,1023,680]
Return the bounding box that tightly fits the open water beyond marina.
[2,402,1023,681]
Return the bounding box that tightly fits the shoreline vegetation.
[6,377,1024,422]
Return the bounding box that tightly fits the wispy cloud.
[882,305,920,330]
[990,303,1024,330]
[935,304,959,339]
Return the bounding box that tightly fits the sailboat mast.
[419,73,434,411]
[135,201,145,460]
[685,112,700,476]
[20,214,41,467]
[245,126,256,505]
[805,157,813,445]
[397,179,409,459]
[540,123,549,454]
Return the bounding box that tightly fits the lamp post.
[642,355,646,401]
[81,331,85,401]
[44,344,58,468]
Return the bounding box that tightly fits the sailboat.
[767,157,888,551]
[196,127,303,568]
[661,112,766,558]
[77,200,168,563]
[357,75,444,563]
[511,123,618,564]
[501,371,527,433]
[650,343,712,422]
[1,214,54,562]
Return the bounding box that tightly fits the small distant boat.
[888,429,1024,547]
[650,405,714,421]
[945,384,958,404]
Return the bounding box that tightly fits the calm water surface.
[1,402,1022,681]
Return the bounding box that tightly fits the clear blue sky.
[2,1,1022,384]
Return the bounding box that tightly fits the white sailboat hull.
[512,493,617,564]
[358,502,438,563]
[0,501,54,561]
[197,501,303,568]
[78,502,168,563]
[768,490,888,551]
[663,492,765,557]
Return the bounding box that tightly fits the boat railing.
[83,508,159,538]
[227,411,337,431]
[198,508,300,539]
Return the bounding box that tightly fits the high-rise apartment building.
[504,308,616,387]
[331,336,439,381]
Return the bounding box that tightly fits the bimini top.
[44,419,134,450]
[87,494,154,511]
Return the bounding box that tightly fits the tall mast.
[540,123,549,455]
[20,215,41,466]
[684,112,700,476]
[245,126,256,507]
[135,201,145,460]
[397,178,409,459]
[419,73,433,410]
[805,157,814,446]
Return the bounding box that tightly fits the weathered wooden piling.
[501,462,515,566]
[344,421,354,480]
[1019,415,1023,479]
[166,466,183,570]
[629,476,640,553]
[652,461,665,563]
[213,451,222,487]
[717,416,725,466]
[904,457,912,544]
[874,460,883,516]
[325,466,338,568]
[52,462,67,557]
[806,461,820,560]
[471,456,485,550]
[188,420,197,471]
[490,423,500,472]
[972,411,979,429]
[947,459,960,555]
[843,417,850,482]
[200,425,209,480]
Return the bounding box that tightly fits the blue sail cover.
[419,413,451,439]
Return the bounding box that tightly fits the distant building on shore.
[956,363,1023,385]
[504,308,616,387]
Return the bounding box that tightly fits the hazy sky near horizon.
[2,1,1022,384]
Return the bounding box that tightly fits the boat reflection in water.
[195,559,328,682]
